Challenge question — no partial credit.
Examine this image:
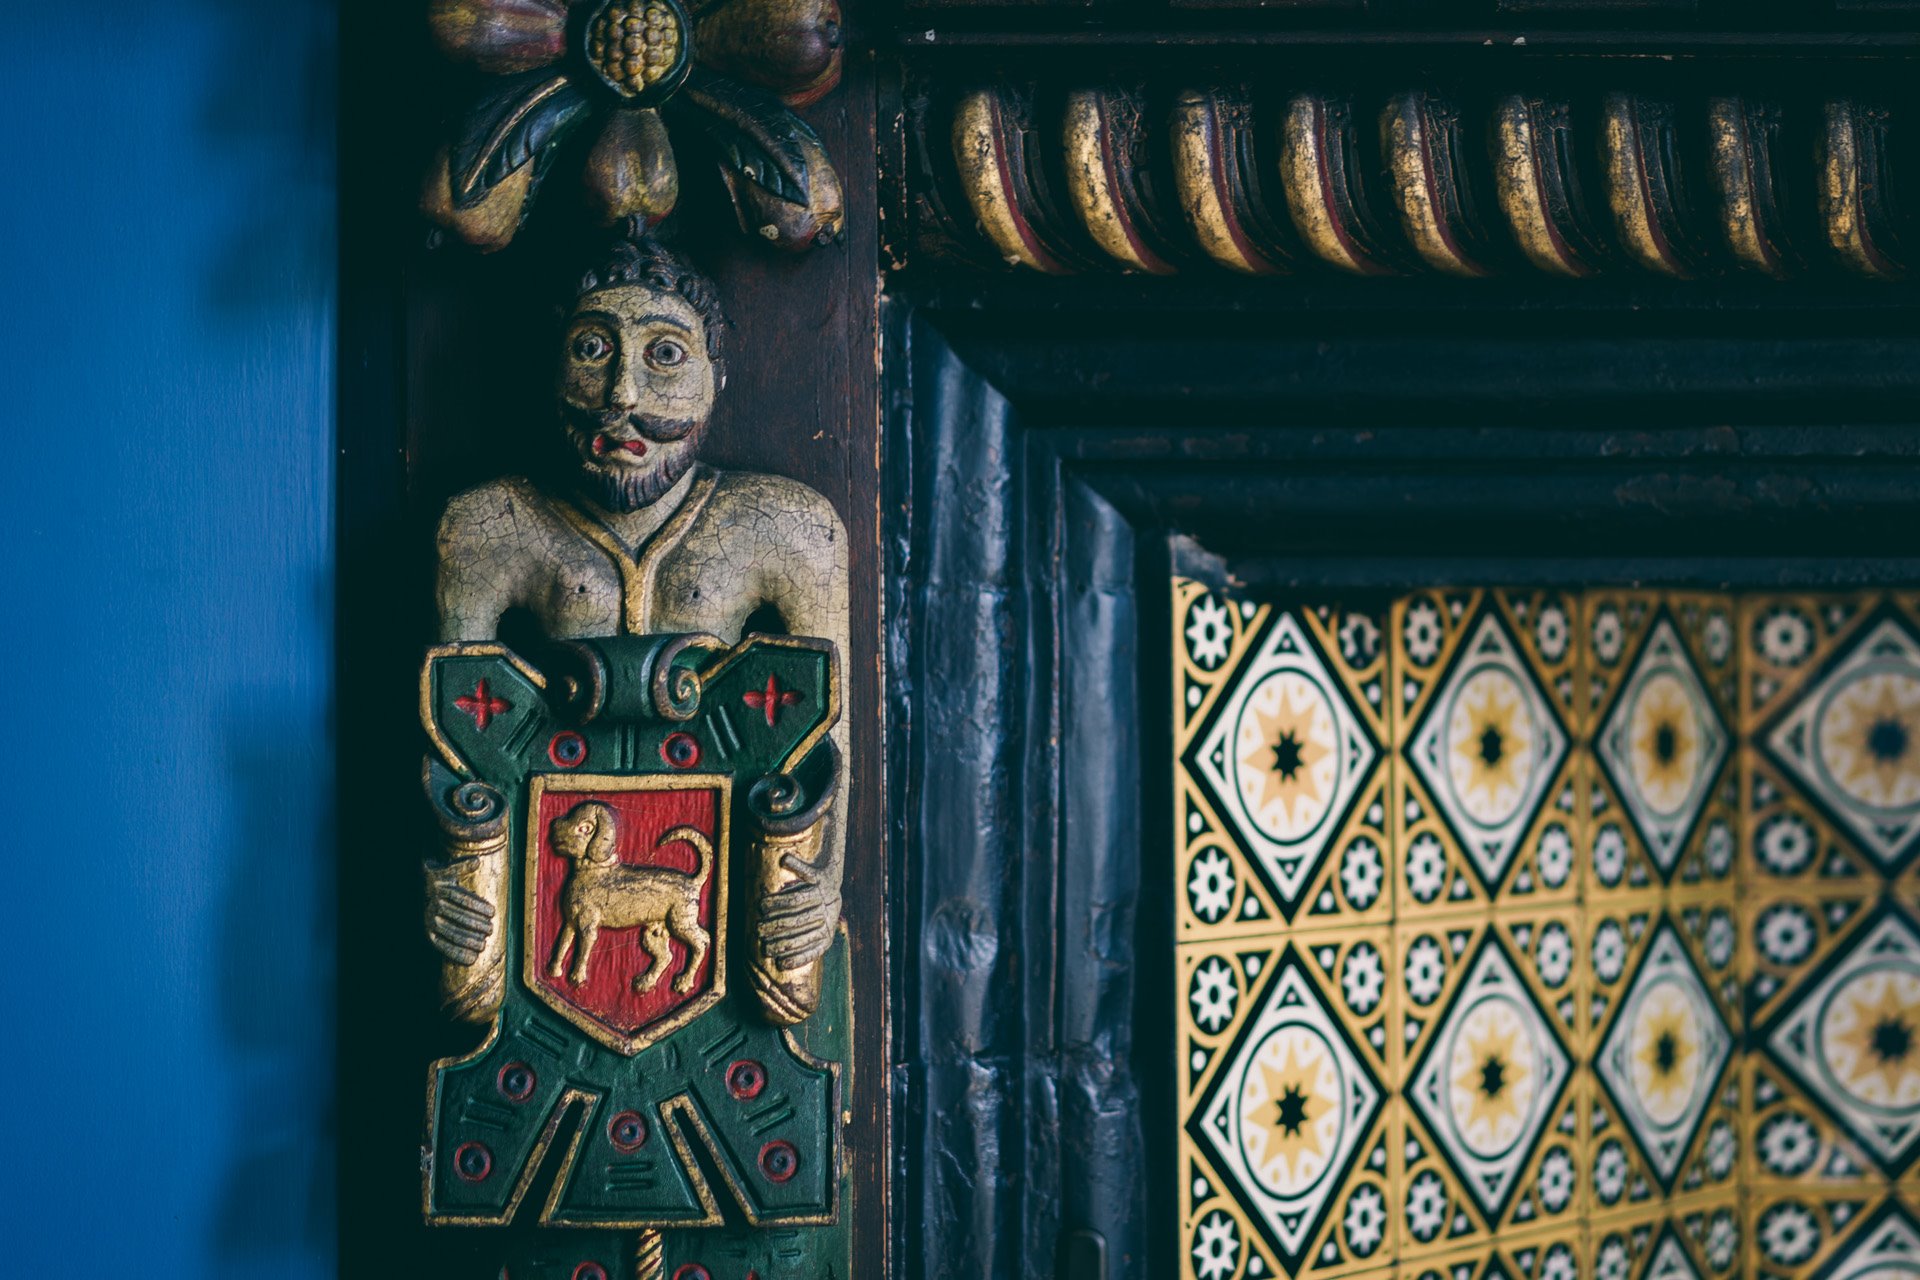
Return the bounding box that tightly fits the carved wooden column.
[338,0,882,1275]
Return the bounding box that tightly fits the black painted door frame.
[883,282,1920,1279]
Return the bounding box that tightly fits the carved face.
[561,283,717,511]
[551,801,618,865]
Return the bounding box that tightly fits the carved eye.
[645,337,688,370]
[571,330,613,362]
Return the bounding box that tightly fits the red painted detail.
[671,1266,711,1280]
[497,1061,537,1102]
[531,786,721,1042]
[741,673,803,728]
[660,731,702,769]
[726,1059,768,1100]
[985,94,1068,274]
[454,678,511,730]
[759,1139,799,1183]
[591,433,647,459]
[607,1110,649,1153]
[1094,100,1172,275]
[571,1263,608,1280]
[453,1141,493,1182]
[548,730,588,769]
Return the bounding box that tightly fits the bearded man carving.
[426,233,849,1008]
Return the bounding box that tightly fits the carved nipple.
[585,0,688,102]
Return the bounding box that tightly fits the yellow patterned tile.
[1176,926,1396,1280]
[1168,581,1920,1280]
[1398,907,1585,1254]
[1391,589,1582,916]
[1584,592,1739,904]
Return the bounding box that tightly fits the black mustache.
[565,407,700,443]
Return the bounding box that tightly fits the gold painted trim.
[422,1010,604,1227]
[1822,99,1904,279]
[1169,90,1279,276]
[521,770,733,1056]
[1603,93,1688,278]
[636,1230,665,1280]
[1490,96,1589,278]
[1061,90,1168,274]
[660,1091,839,1227]
[550,467,720,635]
[952,88,1061,273]
[1278,94,1373,275]
[697,632,842,776]
[1708,97,1787,277]
[419,642,551,776]
[1381,92,1485,279]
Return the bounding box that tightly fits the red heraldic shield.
[523,773,729,1054]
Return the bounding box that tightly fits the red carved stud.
[660,731,702,769]
[572,1263,609,1280]
[726,1059,767,1100]
[759,1139,799,1183]
[607,1110,649,1153]
[496,1062,536,1103]
[548,730,588,769]
[742,673,802,728]
[453,1141,493,1182]
[454,678,511,730]
[671,1266,712,1280]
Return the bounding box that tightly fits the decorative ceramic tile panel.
[1174,583,1920,1280]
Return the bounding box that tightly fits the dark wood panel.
[338,3,885,1270]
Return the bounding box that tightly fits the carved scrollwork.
[423,757,511,1022]
[925,81,1914,281]
[747,741,842,1026]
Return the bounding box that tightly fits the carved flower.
[423,0,844,252]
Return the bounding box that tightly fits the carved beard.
[563,413,708,512]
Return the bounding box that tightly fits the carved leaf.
[678,72,814,207]
[448,70,592,211]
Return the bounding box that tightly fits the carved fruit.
[586,0,688,102]
[697,0,843,108]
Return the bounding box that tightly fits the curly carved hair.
[575,230,729,369]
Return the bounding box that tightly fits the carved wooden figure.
[420,234,851,1278]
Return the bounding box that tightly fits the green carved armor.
[420,634,848,1279]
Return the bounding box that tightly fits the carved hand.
[424,864,497,967]
[758,826,843,969]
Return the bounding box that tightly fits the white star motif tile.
[1596,616,1730,877]
[1763,615,1920,871]
[1595,920,1734,1189]
[1194,612,1380,916]
[1762,905,1920,1174]
[1406,936,1571,1218]
[1193,951,1384,1270]
[1407,611,1569,892]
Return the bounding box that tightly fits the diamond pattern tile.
[1174,585,1920,1280]
[1595,617,1731,879]
[1407,935,1573,1220]
[1593,921,1734,1191]
[1407,610,1570,896]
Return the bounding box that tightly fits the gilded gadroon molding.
[415,233,854,1279]
[929,84,1911,281]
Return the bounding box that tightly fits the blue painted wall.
[0,4,336,1274]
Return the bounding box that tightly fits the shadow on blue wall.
[0,3,336,1274]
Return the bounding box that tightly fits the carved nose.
[609,365,643,410]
